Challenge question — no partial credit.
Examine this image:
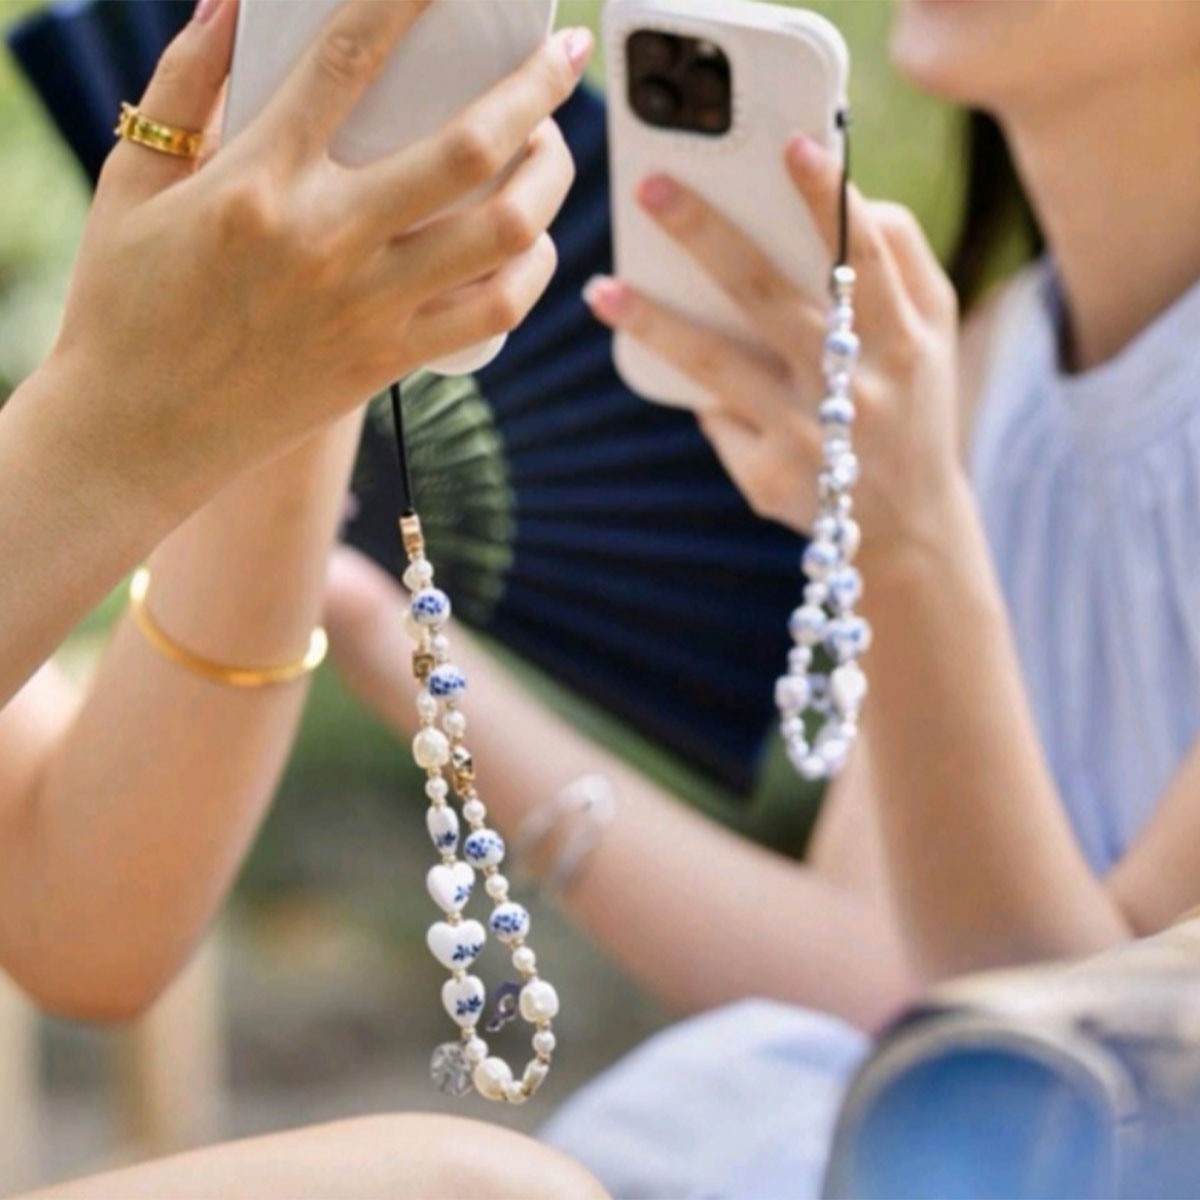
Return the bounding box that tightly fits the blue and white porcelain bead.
[828,566,864,612]
[442,975,485,1027]
[411,588,451,626]
[812,513,839,543]
[775,674,811,713]
[823,328,860,373]
[463,828,506,869]
[831,662,868,716]
[426,805,459,853]
[819,395,856,431]
[489,902,531,945]
[827,615,872,663]
[802,540,840,582]
[789,604,827,646]
[428,664,466,699]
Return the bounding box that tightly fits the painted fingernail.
[639,175,682,213]
[583,276,632,322]
[559,27,594,74]
[193,0,221,24]
[786,132,822,171]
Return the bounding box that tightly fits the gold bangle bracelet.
[128,567,328,687]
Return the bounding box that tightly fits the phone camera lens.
[632,77,683,126]
[688,62,730,110]
[628,31,679,75]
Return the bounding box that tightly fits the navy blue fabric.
[7,0,194,185]
[6,3,808,794]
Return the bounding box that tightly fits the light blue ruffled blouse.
[541,265,1200,1199]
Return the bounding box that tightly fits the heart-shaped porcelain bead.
[442,974,486,1027]
[427,919,486,970]
[426,805,459,853]
[427,862,475,914]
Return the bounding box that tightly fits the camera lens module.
[626,30,732,137]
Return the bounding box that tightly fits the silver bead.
[775,674,812,713]
[802,540,839,582]
[789,604,828,646]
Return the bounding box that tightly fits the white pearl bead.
[803,540,839,581]
[431,634,450,657]
[464,1036,489,1066]
[532,1029,556,1056]
[443,710,467,739]
[519,980,560,1023]
[831,662,868,715]
[402,560,433,592]
[839,518,861,561]
[512,946,537,974]
[413,728,451,769]
[425,777,449,802]
[485,873,509,900]
[473,1057,513,1101]
[463,799,486,824]
[788,646,813,674]
[503,1081,529,1105]
[416,691,438,722]
[523,1059,550,1094]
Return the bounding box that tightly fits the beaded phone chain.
[388,384,558,1105]
[776,109,872,782]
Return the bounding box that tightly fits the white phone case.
[224,0,558,376]
[604,0,848,408]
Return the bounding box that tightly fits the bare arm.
[327,548,914,1030]
[0,417,361,1020]
[586,140,1200,984]
[0,0,587,1019]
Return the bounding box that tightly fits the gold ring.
[114,101,204,160]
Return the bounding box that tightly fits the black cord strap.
[835,106,851,273]
[389,379,416,518]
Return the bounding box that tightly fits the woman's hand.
[584,135,962,564]
[43,0,590,522]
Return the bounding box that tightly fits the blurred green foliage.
[0,0,964,875]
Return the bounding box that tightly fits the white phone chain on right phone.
[776,107,871,781]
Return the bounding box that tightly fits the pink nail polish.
[583,276,631,321]
[561,28,594,73]
[193,0,221,24]
[786,132,821,170]
[639,175,681,212]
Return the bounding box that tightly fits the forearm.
[1,413,362,1019]
[0,364,182,705]
[332,578,910,1027]
[863,480,1130,981]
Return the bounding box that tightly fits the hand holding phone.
[603,0,848,408]
[226,0,560,375]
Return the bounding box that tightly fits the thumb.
[106,0,238,198]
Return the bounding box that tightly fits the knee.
[323,1113,610,1199]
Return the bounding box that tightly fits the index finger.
[259,0,432,157]
[345,26,592,238]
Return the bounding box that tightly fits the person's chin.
[889,0,1041,103]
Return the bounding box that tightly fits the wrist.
[858,472,997,610]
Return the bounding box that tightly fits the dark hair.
[947,112,1043,307]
